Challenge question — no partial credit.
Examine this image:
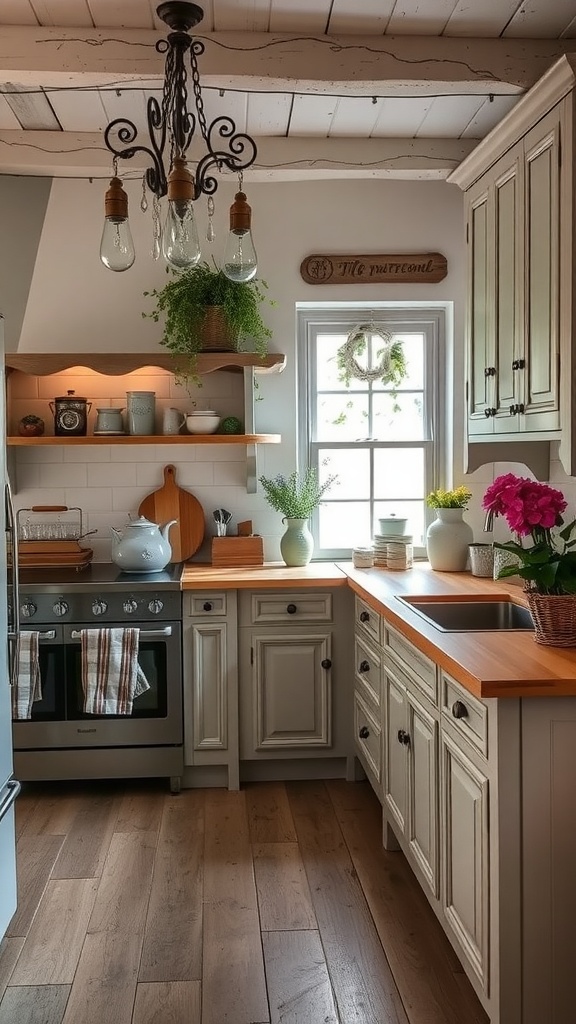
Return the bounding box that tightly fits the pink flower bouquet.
[482,473,576,594]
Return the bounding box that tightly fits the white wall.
[13,175,469,560]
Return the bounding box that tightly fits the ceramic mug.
[95,407,124,433]
[162,407,186,435]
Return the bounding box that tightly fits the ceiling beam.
[0,27,571,95]
[0,131,476,180]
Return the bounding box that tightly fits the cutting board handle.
[164,465,177,486]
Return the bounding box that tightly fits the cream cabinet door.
[407,691,439,897]
[441,730,489,993]
[493,149,522,428]
[384,670,408,834]
[248,632,332,750]
[190,621,228,752]
[466,180,494,433]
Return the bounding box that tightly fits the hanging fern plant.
[336,324,408,388]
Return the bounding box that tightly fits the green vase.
[280,517,314,567]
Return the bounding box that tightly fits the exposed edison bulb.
[162,198,201,269]
[223,190,258,282]
[100,176,135,272]
[223,228,258,282]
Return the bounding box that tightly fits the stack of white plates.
[372,533,413,568]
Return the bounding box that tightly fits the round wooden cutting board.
[138,464,205,563]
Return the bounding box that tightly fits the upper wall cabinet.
[449,56,576,479]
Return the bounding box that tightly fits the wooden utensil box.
[211,536,264,567]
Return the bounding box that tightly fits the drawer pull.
[321,658,332,670]
[203,601,213,612]
[397,728,411,746]
[359,726,370,739]
[452,700,469,720]
[359,610,370,622]
[286,603,297,614]
[359,659,370,673]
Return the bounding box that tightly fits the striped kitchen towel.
[12,631,42,720]
[81,628,150,715]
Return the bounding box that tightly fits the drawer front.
[441,673,488,758]
[246,591,333,624]
[354,634,381,710]
[184,592,228,617]
[354,692,382,785]
[355,596,381,645]
[383,622,437,705]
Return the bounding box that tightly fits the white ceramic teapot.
[110,515,177,573]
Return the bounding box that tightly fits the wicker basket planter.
[525,590,576,647]
[198,306,237,352]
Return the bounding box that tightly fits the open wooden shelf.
[7,433,281,446]
[5,352,286,377]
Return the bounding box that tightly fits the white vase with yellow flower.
[425,485,473,571]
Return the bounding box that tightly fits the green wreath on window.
[336,324,408,388]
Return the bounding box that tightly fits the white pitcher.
[162,407,186,435]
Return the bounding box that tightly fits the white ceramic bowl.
[186,414,220,434]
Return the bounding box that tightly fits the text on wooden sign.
[300,252,447,285]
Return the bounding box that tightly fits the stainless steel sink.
[396,597,534,632]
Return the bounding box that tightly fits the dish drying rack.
[17,506,94,569]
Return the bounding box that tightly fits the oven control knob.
[53,599,69,617]
[148,599,164,615]
[123,599,138,614]
[92,599,108,616]
[20,600,37,618]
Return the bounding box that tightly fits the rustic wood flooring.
[0,779,488,1024]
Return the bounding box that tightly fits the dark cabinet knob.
[286,603,297,614]
[203,601,213,612]
[452,700,468,719]
[516,402,525,414]
[512,358,526,370]
[359,726,369,739]
[359,660,370,673]
[321,658,332,669]
[397,728,410,746]
[360,611,369,622]
[484,366,496,377]
[484,407,497,417]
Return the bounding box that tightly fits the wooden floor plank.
[288,780,410,1024]
[263,930,338,1024]
[50,790,120,879]
[0,938,25,1001]
[245,782,297,843]
[253,842,317,931]
[19,790,83,838]
[61,831,157,1024]
[6,836,64,938]
[202,790,269,1024]
[139,792,203,983]
[327,780,489,1024]
[115,786,165,834]
[132,981,201,1024]
[0,984,70,1024]
[14,792,39,840]
[10,879,98,986]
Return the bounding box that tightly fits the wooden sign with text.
[300,252,447,285]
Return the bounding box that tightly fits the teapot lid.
[127,515,158,529]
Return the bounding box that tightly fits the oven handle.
[70,627,173,639]
[21,629,57,641]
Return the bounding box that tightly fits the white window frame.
[297,305,447,560]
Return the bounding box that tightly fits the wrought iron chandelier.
[100,0,258,279]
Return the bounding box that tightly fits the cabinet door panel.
[253,634,331,748]
[407,694,438,897]
[384,672,408,833]
[441,732,489,991]
[494,160,520,422]
[192,622,228,751]
[524,112,560,423]
[467,186,494,432]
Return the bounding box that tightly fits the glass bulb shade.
[223,228,258,282]
[162,198,201,269]
[100,215,135,272]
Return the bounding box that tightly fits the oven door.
[12,626,68,749]
[62,622,183,748]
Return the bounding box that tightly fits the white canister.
[162,407,186,435]
[126,391,156,435]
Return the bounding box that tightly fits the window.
[297,307,446,559]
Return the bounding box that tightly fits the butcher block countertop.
[182,559,576,699]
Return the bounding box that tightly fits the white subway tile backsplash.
[15,463,40,491]
[66,488,113,512]
[15,445,63,463]
[213,461,247,486]
[175,462,214,486]
[111,487,149,512]
[111,445,159,463]
[63,445,112,463]
[39,462,88,488]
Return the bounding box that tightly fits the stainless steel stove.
[13,562,184,793]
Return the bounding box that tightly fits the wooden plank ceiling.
[0,0,574,180]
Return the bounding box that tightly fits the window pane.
[318,501,372,549]
[318,448,370,499]
[374,449,425,499]
[372,393,424,440]
[316,394,370,440]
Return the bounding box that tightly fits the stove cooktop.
[18,561,184,593]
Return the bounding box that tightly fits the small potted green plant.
[143,261,273,381]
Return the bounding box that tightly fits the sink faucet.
[484,509,495,532]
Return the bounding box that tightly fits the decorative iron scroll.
[300,252,447,285]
